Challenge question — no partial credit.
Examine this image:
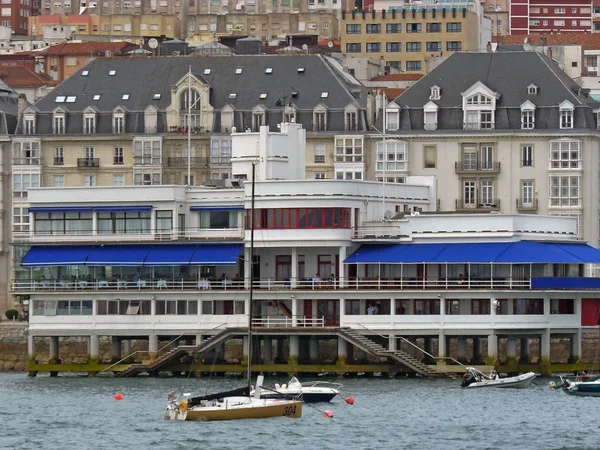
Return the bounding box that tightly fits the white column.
[541,329,551,365]
[487,333,498,364]
[242,336,249,363]
[388,335,397,351]
[149,334,159,360]
[289,335,300,363]
[438,332,446,359]
[92,212,98,236]
[171,207,178,240]
[571,330,582,363]
[28,335,36,360]
[291,295,298,326]
[291,247,298,288]
[244,247,251,289]
[150,208,157,238]
[49,336,59,362]
[337,337,347,363]
[89,335,100,362]
[196,334,204,346]
[338,245,347,287]
[338,295,345,327]
[123,340,132,356]
[29,211,35,234]
[151,297,156,316]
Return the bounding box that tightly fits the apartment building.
[378,51,600,246]
[0,0,38,36]
[510,0,593,34]
[340,5,487,73]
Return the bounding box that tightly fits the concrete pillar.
[291,247,298,288]
[309,337,319,361]
[473,337,482,364]
[123,340,132,357]
[388,335,397,351]
[456,337,467,363]
[289,335,299,364]
[337,337,347,365]
[487,333,498,365]
[28,335,36,361]
[520,338,530,363]
[149,334,159,362]
[263,338,273,364]
[438,332,446,359]
[49,336,59,364]
[571,330,582,364]
[244,247,251,289]
[151,298,156,316]
[242,336,249,364]
[338,245,346,287]
[541,329,551,368]
[276,338,285,362]
[195,334,204,346]
[506,338,517,365]
[111,337,122,362]
[92,213,98,236]
[291,295,298,326]
[424,337,434,361]
[89,335,100,363]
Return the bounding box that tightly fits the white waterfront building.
[14,122,600,376]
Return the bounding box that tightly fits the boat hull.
[261,392,338,403]
[562,380,600,397]
[166,399,302,421]
[465,372,536,389]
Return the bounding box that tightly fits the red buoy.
[345,396,355,405]
[324,410,333,418]
[115,393,123,401]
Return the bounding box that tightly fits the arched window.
[180,89,201,128]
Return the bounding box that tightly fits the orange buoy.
[115,393,123,401]
[324,410,333,418]
[345,396,355,405]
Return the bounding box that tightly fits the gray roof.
[27,54,364,135]
[0,82,21,135]
[393,51,599,131]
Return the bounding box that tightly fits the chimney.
[17,93,28,116]
[547,47,553,60]
[379,55,385,76]
[486,42,492,52]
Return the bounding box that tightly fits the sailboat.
[165,164,303,421]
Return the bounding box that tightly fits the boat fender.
[179,400,188,413]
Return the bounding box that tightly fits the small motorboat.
[252,377,342,403]
[550,374,600,397]
[461,367,537,389]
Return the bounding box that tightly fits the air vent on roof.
[291,91,298,98]
[93,94,101,101]
[321,92,329,98]
[65,96,76,103]
[55,96,66,103]
[235,68,243,74]
[109,70,116,76]
[204,68,211,75]
[265,68,273,74]
[298,67,305,73]
[81,70,89,76]
[260,93,267,99]
[122,94,130,100]
[153,93,161,100]
[229,93,237,99]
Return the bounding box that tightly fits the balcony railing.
[454,161,501,173]
[516,198,538,211]
[13,158,41,165]
[455,199,500,211]
[53,158,64,165]
[77,158,99,168]
[11,276,533,293]
[133,157,162,165]
[167,157,208,167]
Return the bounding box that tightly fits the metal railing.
[455,199,500,210]
[252,316,325,327]
[167,157,208,167]
[77,158,99,168]
[516,198,538,210]
[11,276,533,292]
[454,161,501,172]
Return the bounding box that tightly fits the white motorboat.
[549,374,600,397]
[252,377,342,403]
[461,367,537,389]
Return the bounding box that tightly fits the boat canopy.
[344,241,600,264]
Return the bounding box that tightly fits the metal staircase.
[339,327,458,379]
[116,328,245,378]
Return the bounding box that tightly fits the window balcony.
[54,158,64,165]
[455,199,500,211]
[77,158,99,168]
[167,157,208,167]
[516,198,538,212]
[455,161,500,174]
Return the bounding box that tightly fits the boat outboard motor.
[461,373,476,387]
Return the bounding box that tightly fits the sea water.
[0,373,597,450]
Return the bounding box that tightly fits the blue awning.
[94,206,152,212]
[190,206,244,211]
[190,244,243,266]
[22,245,93,266]
[29,206,93,213]
[85,245,150,266]
[144,245,198,266]
[345,241,600,264]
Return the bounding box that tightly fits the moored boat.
[550,374,600,397]
[252,377,342,403]
[461,367,537,389]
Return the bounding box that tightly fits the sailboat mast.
[247,162,256,391]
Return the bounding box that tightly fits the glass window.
[549,141,580,169]
[156,210,172,234]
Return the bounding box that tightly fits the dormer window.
[283,104,297,123]
[53,111,65,134]
[559,100,574,129]
[83,111,96,134]
[313,104,328,132]
[386,107,399,131]
[429,85,441,100]
[23,113,35,135]
[113,110,125,134]
[462,82,499,130]
[180,88,201,128]
[527,84,538,95]
[521,101,536,130]
[252,105,266,132]
[345,105,359,131]
[423,101,438,130]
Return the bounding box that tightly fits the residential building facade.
[510,0,593,34]
[340,6,488,73]
[0,0,38,36]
